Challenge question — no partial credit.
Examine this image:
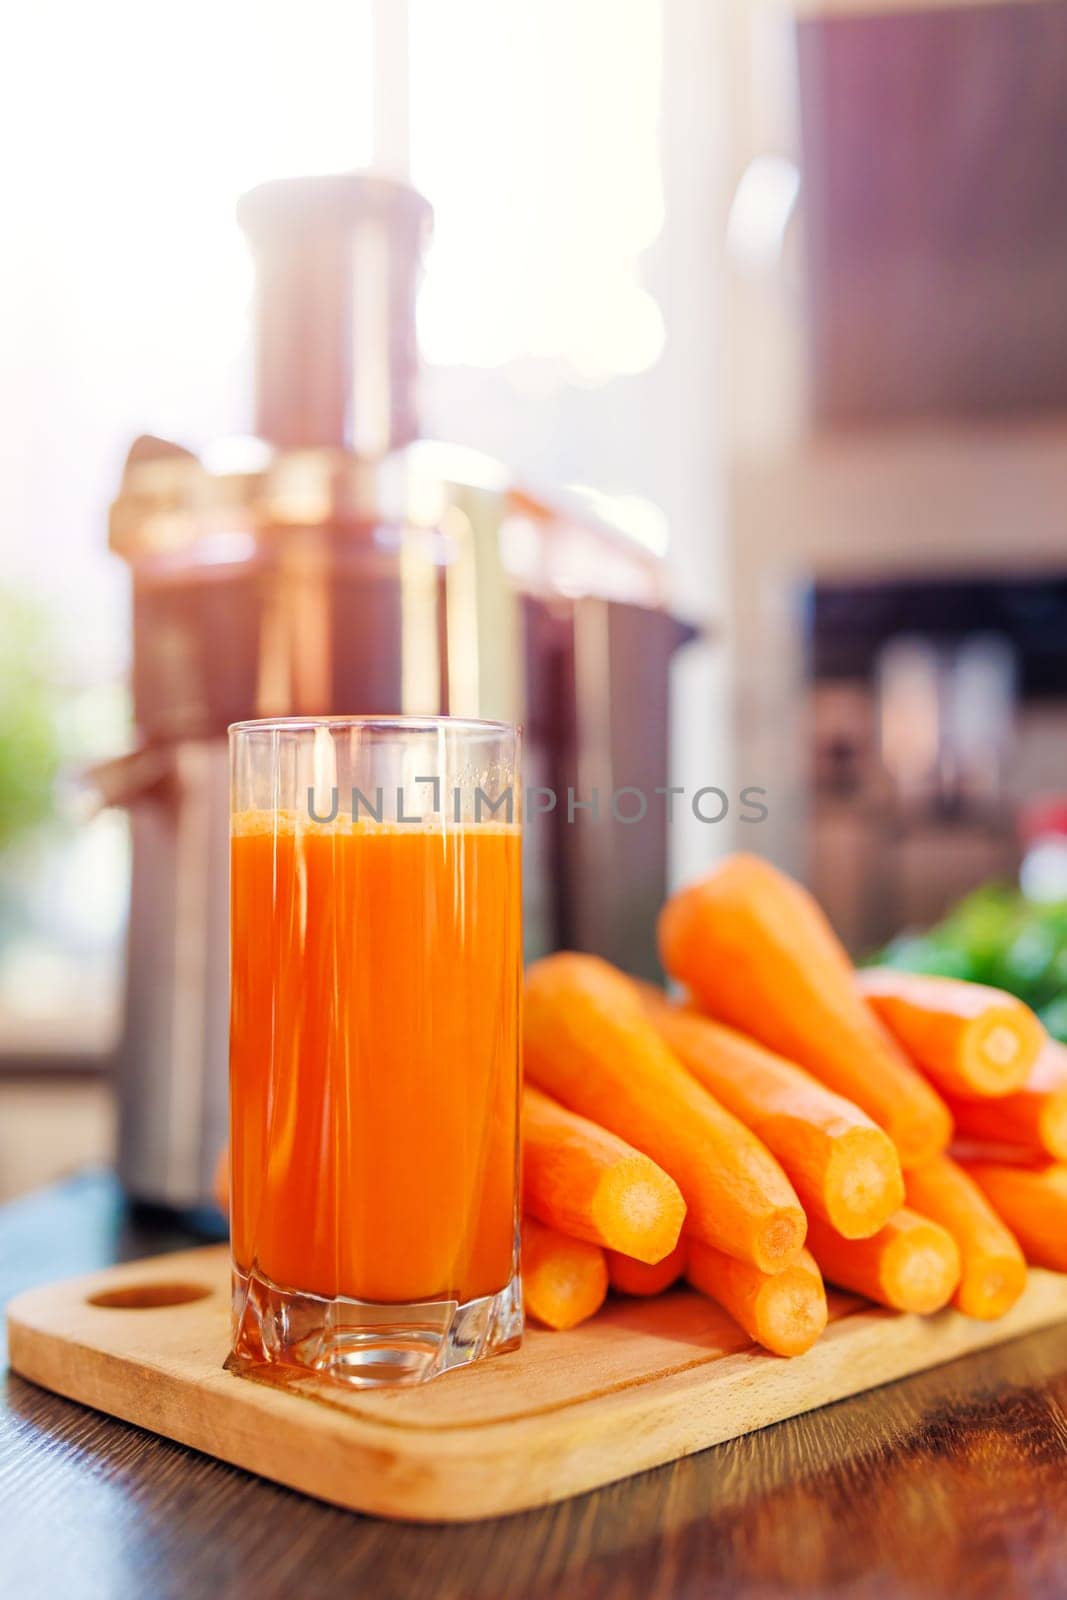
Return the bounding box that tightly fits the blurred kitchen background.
[2,0,1067,1207]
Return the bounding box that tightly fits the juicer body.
[105,173,697,1209]
[105,487,694,1209]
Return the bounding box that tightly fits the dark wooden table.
[3,1173,1067,1599]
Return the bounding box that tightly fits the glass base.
[229,1263,524,1388]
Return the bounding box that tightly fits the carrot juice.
[227,717,523,1386]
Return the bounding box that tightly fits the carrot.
[521,1217,609,1331]
[686,1242,827,1357]
[657,854,953,1167]
[638,986,904,1239]
[946,1038,1067,1161]
[524,952,807,1274]
[607,1239,688,1297]
[522,1084,686,1265]
[805,1209,961,1314]
[857,969,1044,1099]
[904,1155,1027,1320]
[958,1160,1067,1273]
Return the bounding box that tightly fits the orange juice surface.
[230,814,521,1306]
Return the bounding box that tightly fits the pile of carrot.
[522,852,1066,1354]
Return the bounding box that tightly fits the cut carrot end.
[591,1160,687,1266]
[955,1254,1028,1322]
[522,1082,687,1260]
[806,1209,961,1314]
[858,970,1044,1101]
[961,1011,1040,1097]
[824,1128,906,1239]
[752,1208,808,1275]
[904,1153,1027,1323]
[607,1239,688,1296]
[522,1219,608,1331]
[882,1224,962,1314]
[687,1242,827,1357]
[753,1269,829,1357]
[946,1068,1067,1162]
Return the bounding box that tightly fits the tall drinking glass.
[228,717,522,1386]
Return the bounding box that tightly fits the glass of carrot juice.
[228,716,523,1386]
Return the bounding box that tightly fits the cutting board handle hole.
[88,1282,213,1309]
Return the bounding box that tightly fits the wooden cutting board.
[9,1246,1067,1522]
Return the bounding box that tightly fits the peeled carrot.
[947,1039,1067,1160]
[857,969,1044,1099]
[607,1238,688,1297]
[638,986,904,1239]
[658,854,953,1168]
[524,952,807,1274]
[687,1242,827,1357]
[521,1217,609,1331]
[522,1084,686,1265]
[959,1160,1067,1273]
[904,1155,1027,1320]
[805,1209,961,1314]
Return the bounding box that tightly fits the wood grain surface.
[10,1240,1067,1524]
[3,1175,1067,1596]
